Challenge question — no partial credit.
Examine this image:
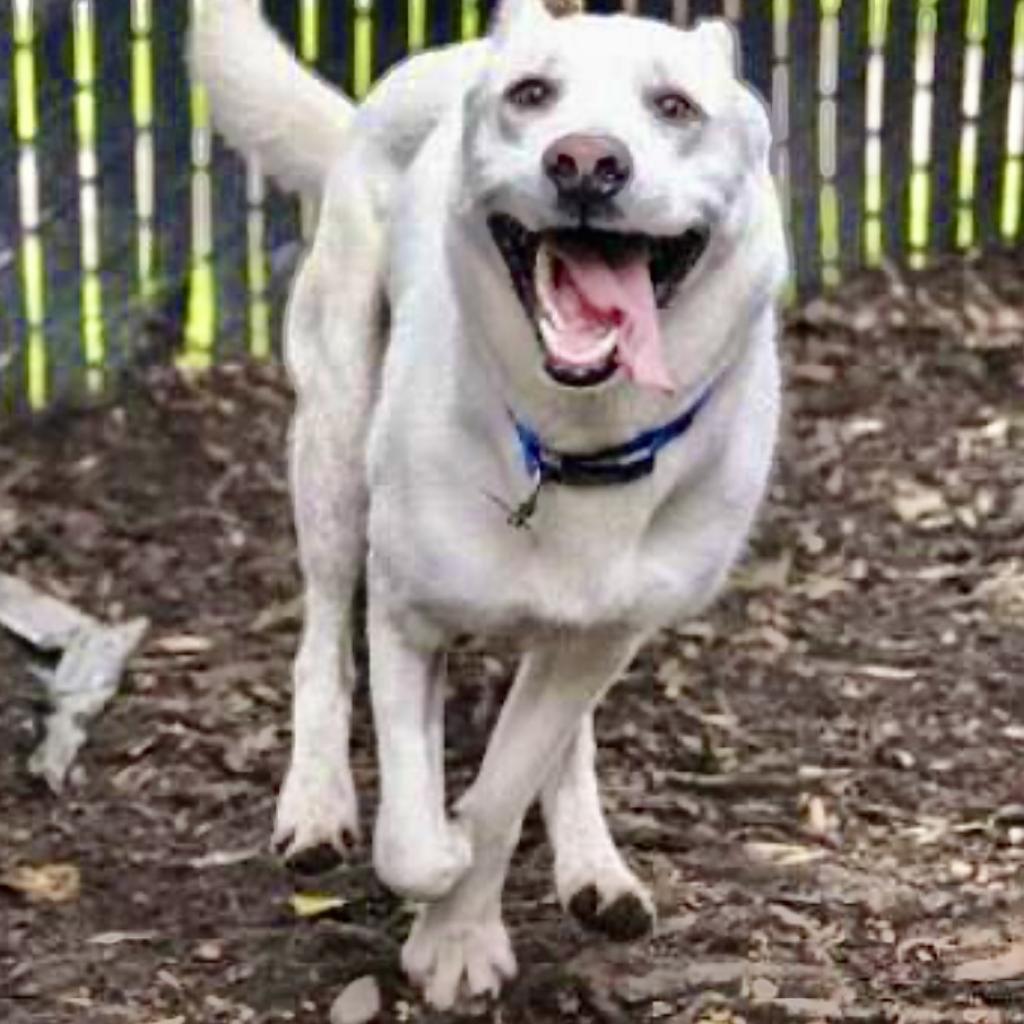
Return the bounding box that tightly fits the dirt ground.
[1,253,1023,1024]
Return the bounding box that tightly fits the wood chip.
[88,930,159,946]
[194,941,224,963]
[249,597,302,634]
[152,633,213,655]
[744,842,827,868]
[857,664,917,682]
[891,480,948,524]
[951,943,1024,983]
[1,863,81,903]
[188,846,262,870]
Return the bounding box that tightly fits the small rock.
[750,975,780,1002]
[194,941,224,963]
[878,746,916,771]
[330,976,381,1024]
[803,795,831,836]
[949,859,974,882]
[993,804,1024,828]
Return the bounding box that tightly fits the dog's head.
[455,0,785,399]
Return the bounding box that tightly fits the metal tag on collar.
[507,474,545,529]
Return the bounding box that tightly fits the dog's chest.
[370,468,732,633]
[366,324,779,636]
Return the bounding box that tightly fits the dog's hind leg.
[400,627,643,1009]
[272,174,385,873]
[542,713,656,940]
[274,400,363,873]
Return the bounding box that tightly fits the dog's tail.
[190,0,353,198]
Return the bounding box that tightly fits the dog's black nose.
[543,133,633,209]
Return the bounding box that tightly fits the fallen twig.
[663,769,848,799]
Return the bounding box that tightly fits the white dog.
[193,0,788,1008]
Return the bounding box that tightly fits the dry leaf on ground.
[1,862,81,903]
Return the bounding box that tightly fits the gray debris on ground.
[0,573,92,650]
[0,572,149,792]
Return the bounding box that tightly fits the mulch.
[1,250,1023,1023]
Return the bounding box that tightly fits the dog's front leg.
[369,584,473,902]
[401,626,643,1010]
[542,712,655,939]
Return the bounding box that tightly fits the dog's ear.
[490,0,557,43]
[693,18,740,76]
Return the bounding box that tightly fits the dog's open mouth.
[488,214,708,391]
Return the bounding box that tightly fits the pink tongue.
[548,250,675,393]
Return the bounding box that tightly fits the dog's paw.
[558,858,656,941]
[272,760,360,875]
[373,812,472,901]
[402,908,517,1010]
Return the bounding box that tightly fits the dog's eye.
[505,77,556,111]
[653,90,701,124]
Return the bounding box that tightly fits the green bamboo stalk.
[908,0,936,265]
[1000,0,1024,240]
[242,1,273,359]
[861,0,887,265]
[12,0,47,410]
[354,0,374,98]
[73,0,106,393]
[298,0,321,241]
[409,0,427,51]
[773,0,797,304]
[185,0,217,367]
[462,0,481,40]
[819,0,841,285]
[956,0,987,247]
[131,0,157,302]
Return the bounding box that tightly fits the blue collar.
[512,387,713,488]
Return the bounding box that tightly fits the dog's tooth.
[539,316,557,351]
[590,324,620,363]
[539,320,620,369]
[535,246,565,329]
